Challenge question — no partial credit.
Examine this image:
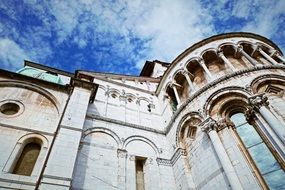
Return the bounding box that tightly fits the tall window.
[12,142,41,176]
[230,112,285,189]
[135,157,146,190]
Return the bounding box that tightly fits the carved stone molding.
[156,158,172,166]
[248,93,269,109]
[216,118,234,131]
[236,45,243,53]
[129,155,135,161]
[201,117,218,133]
[245,106,255,124]
[117,149,127,158]
[146,158,153,165]
[157,148,187,166]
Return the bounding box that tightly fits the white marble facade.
[0,32,285,190]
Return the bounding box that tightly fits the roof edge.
[155,32,284,94]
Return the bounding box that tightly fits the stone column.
[117,149,127,189]
[170,83,181,105]
[237,46,259,66]
[198,58,213,79]
[258,48,279,65]
[104,87,110,116]
[120,90,127,122]
[218,51,237,71]
[272,51,285,63]
[202,118,243,190]
[136,99,141,125]
[182,70,195,93]
[247,94,285,144]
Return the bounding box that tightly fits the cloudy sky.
[0,0,285,75]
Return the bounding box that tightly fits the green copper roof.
[17,66,64,85]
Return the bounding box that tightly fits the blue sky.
[0,0,285,75]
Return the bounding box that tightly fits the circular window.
[0,100,24,117]
[0,103,20,115]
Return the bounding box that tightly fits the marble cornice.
[86,113,165,134]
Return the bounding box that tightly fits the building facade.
[0,32,285,190]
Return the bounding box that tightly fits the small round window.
[0,100,24,117]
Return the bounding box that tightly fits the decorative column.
[218,51,237,71]
[170,83,181,105]
[117,149,127,189]
[258,48,279,65]
[136,99,141,125]
[272,51,285,63]
[202,118,243,190]
[247,94,285,144]
[182,70,195,93]
[236,46,259,66]
[104,86,110,116]
[197,58,213,79]
[119,90,127,122]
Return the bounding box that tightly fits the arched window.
[12,142,41,176]
[230,112,285,189]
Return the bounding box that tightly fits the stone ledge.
[157,148,186,166]
[86,113,165,134]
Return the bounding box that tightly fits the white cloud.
[0,38,28,70]
[232,1,285,38]
[23,0,215,69]
[1,0,285,73]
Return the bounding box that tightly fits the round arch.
[175,111,203,147]
[0,80,61,113]
[250,74,285,94]
[201,48,218,58]
[123,135,160,156]
[83,127,122,147]
[217,42,237,52]
[203,86,251,118]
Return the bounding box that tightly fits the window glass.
[236,123,263,148]
[230,113,247,126]
[263,169,285,190]
[248,143,280,174]
[230,112,285,189]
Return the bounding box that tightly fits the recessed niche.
[0,103,20,115]
[0,100,24,117]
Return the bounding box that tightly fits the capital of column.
[129,155,136,161]
[235,45,243,53]
[250,44,259,56]
[217,50,225,57]
[169,82,177,88]
[216,118,235,130]
[245,106,255,123]
[117,149,128,158]
[181,70,193,78]
[201,117,218,133]
[248,94,269,109]
[197,57,205,65]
